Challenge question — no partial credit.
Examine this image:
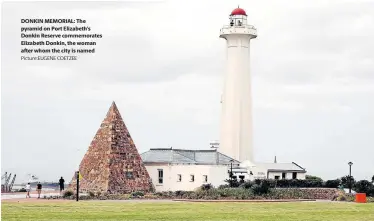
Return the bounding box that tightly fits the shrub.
[274,179,323,188]
[88,191,95,197]
[131,191,144,197]
[63,190,74,198]
[306,175,323,182]
[337,195,347,201]
[144,194,158,199]
[79,195,93,200]
[149,187,341,200]
[224,178,240,188]
[218,184,229,189]
[18,188,27,192]
[215,188,254,200]
[155,191,175,199]
[201,183,213,191]
[175,190,187,198]
[354,180,374,196]
[251,180,270,195]
[324,179,340,188]
[254,179,262,185]
[240,181,253,189]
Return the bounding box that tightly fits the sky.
[1,0,374,183]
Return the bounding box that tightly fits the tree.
[324,179,340,188]
[252,180,271,195]
[354,180,373,194]
[305,175,323,182]
[341,176,356,189]
[224,178,240,188]
[372,175,374,183]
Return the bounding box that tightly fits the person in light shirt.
[25,183,31,198]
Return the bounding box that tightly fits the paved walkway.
[1,192,61,200]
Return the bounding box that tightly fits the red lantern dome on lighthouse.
[230,7,247,16]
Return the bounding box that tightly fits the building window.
[177,174,182,182]
[292,172,297,179]
[125,171,133,179]
[203,175,208,183]
[282,173,286,179]
[275,176,280,180]
[158,169,163,184]
[190,174,195,182]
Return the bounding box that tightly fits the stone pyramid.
[70,101,153,194]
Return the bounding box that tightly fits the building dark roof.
[140,148,240,165]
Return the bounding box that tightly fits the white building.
[140,148,240,191]
[140,7,307,192]
[232,160,307,181]
[141,148,307,192]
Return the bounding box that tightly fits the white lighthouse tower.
[219,7,257,162]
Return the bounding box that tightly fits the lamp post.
[348,161,353,194]
[229,159,234,187]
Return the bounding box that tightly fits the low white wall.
[268,171,306,180]
[145,164,229,192]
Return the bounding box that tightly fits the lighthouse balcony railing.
[220,24,257,36]
[221,25,257,30]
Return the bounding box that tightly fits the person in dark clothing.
[59,177,65,193]
[36,182,42,198]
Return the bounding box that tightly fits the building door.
[282,173,286,179]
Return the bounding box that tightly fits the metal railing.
[221,25,257,30]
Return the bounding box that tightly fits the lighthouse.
[219,7,257,162]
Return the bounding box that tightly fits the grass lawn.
[2,201,374,221]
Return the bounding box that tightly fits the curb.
[172,199,316,203]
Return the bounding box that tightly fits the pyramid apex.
[105,101,121,119]
[110,101,117,108]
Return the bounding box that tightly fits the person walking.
[59,177,65,194]
[25,183,31,198]
[36,182,42,199]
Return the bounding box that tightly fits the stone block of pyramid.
[70,102,154,194]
